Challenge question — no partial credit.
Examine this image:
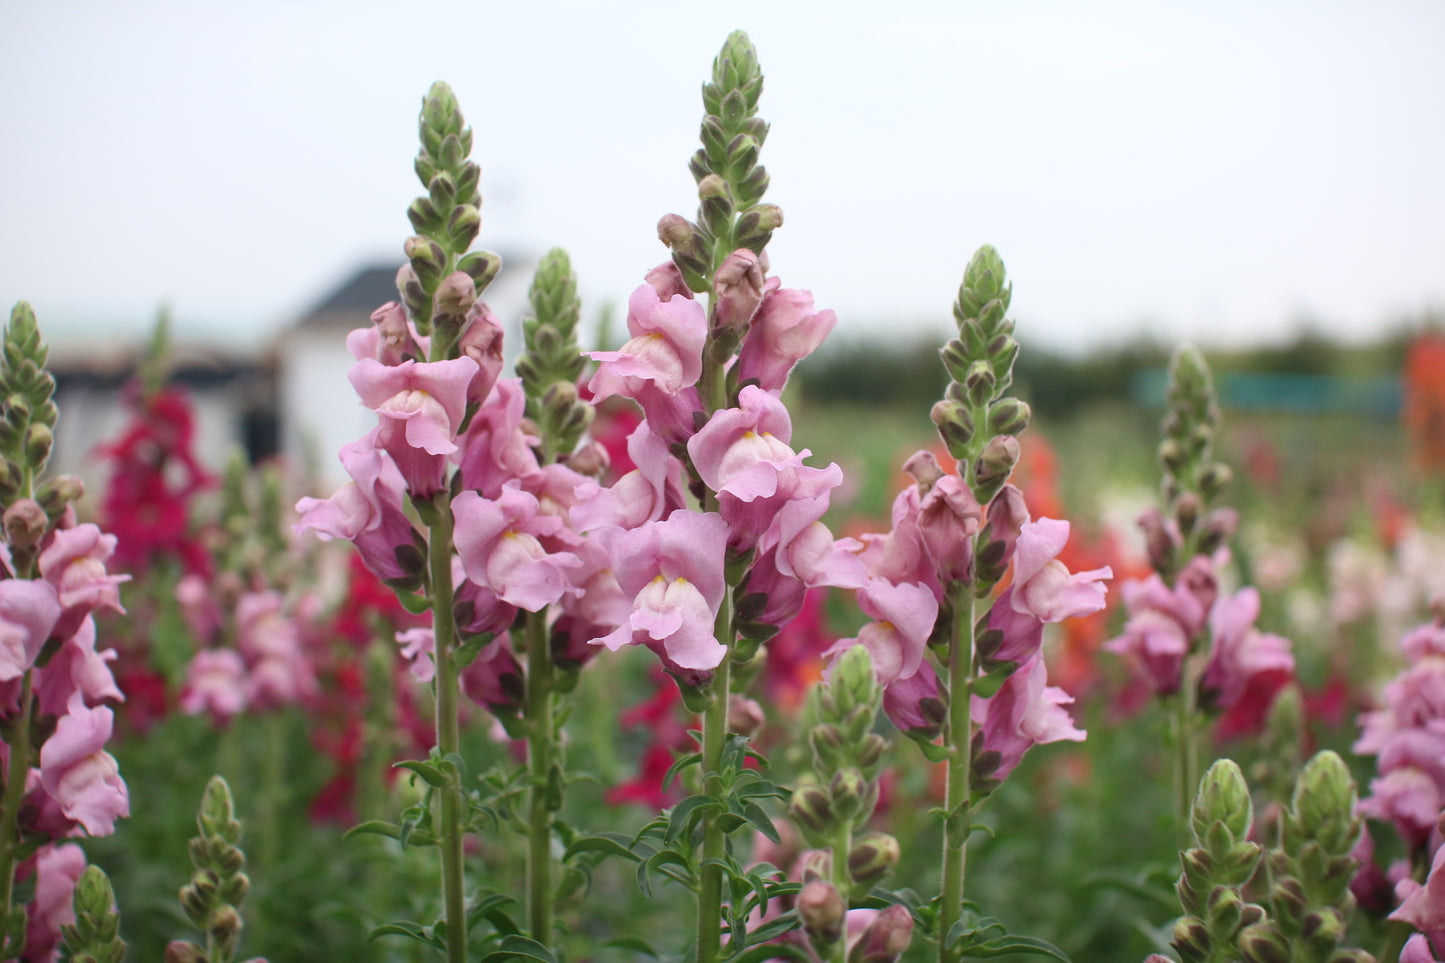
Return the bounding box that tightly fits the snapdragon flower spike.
[592,510,729,673]
[452,483,582,612]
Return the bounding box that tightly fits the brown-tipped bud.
[727,694,765,737]
[456,250,502,293]
[563,442,610,478]
[1137,507,1178,575]
[733,203,783,250]
[371,301,417,365]
[434,271,478,321]
[1197,507,1238,556]
[395,264,429,322]
[829,768,869,822]
[847,831,901,887]
[930,400,974,459]
[221,872,250,905]
[1237,921,1290,963]
[404,235,447,287]
[1300,907,1345,957]
[856,733,887,775]
[987,398,1030,438]
[973,435,1020,497]
[797,879,846,947]
[657,213,695,249]
[962,359,997,408]
[789,785,837,844]
[797,848,832,882]
[1199,461,1233,500]
[407,196,443,235]
[446,203,481,249]
[1158,437,1187,474]
[903,450,945,494]
[712,248,766,331]
[164,941,207,963]
[23,422,52,469]
[209,904,243,957]
[1173,491,1203,536]
[1171,916,1212,963]
[3,498,46,553]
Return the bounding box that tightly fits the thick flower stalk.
[829,248,1109,963]
[1104,345,1295,839]
[0,303,131,960]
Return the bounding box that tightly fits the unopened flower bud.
[3,498,46,552]
[1193,759,1252,848]
[434,271,478,321]
[987,398,1030,437]
[930,400,974,459]
[733,203,783,250]
[404,235,447,288]
[395,264,429,325]
[446,203,481,249]
[1174,491,1203,535]
[797,848,832,882]
[563,442,610,478]
[1199,461,1232,500]
[1196,507,1238,556]
[850,903,913,963]
[657,214,695,249]
[1158,437,1187,475]
[456,250,502,292]
[1290,750,1358,854]
[830,768,869,822]
[407,196,442,235]
[1237,920,1289,963]
[1206,885,1243,936]
[789,785,837,843]
[797,879,846,947]
[963,360,997,408]
[22,422,51,469]
[371,302,416,365]
[973,435,1020,498]
[712,249,765,332]
[1300,907,1345,957]
[847,831,900,887]
[903,450,945,493]
[164,941,206,963]
[810,723,846,771]
[727,695,765,737]
[1171,916,1212,961]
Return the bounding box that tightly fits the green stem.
[1172,648,1202,846]
[525,610,555,944]
[828,822,853,963]
[261,712,286,871]
[1377,919,1412,963]
[938,584,975,963]
[697,610,732,963]
[0,674,34,930]
[429,499,468,963]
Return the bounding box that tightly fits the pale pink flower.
[180,649,249,722]
[1403,935,1445,963]
[572,422,686,533]
[711,248,767,332]
[34,616,123,717]
[348,355,477,496]
[1200,586,1294,710]
[453,378,540,497]
[1010,518,1111,623]
[457,305,505,405]
[592,511,729,671]
[39,694,129,836]
[1393,844,1445,941]
[915,471,983,587]
[688,386,803,502]
[824,579,938,686]
[295,437,424,584]
[175,573,222,645]
[587,284,707,399]
[855,485,941,600]
[0,579,61,682]
[23,842,86,963]
[397,628,436,683]
[452,485,582,612]
[735,286,837,391]
[38,525,128,641]
[346,302,426,366]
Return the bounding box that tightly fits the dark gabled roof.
[296,265,399,327]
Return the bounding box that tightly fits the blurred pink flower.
[39,695,129,836]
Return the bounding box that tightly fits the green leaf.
[904,731,950,763]
[638,849,695,899]
[344,820,438,847]
[739,909,801,948]
[971,670,1008,700]
[665,795,723,845]
[962,935,1071,961]
[603,936,659,957]
[466,893,519,931]
[369,921,446,949]
[397,590,432,615]
[395,760,450,788]
[564,834,643,864]
[736,799,781,843]
[663,752,703,792]
[479,934,559,963]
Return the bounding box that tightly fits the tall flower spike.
[0,303,60,507]
[515,248,593,462]
[169,776,255,963]
[403,82,501,350]
[659,31,780,307]
[931,246,1030,505]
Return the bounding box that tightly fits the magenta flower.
[587,284,707,400]
[452,484,582,612]
[0,579,61,682]
[971,654,1085,782]
[735,286,837,392]
[460,636,525,715]
[1104,559,1217,695]
[983,587,1045,667]
[1009,518,1111,623]
[881,661,946,737]
[348,355,477,496]
[688,386,803,502]
[915,471,983,588]
[592,511,729,671]
[1402,935,1445,963]
[38,694,129,836]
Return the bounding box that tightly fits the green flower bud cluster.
[60,865,127,963]
[1153,346,1236,579]
[1162,756,1375,963]
[789,646,899,958]
[658,30,780,295]
[0,303,60,505]
[403,82,502,352]
[171,777,255,963]
[515,248,594,463]
[217,452,290,586]
[930,246,1030,504]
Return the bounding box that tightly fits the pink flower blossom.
[0,579,61,682]
[572,421,686,533]
[972,655,1085,782]
[1200,586,1294,711]
[460,636,525,715]
[593,511,729,671]
[825,579,938,686]
[348,355,478,496]
[38,525,128,641]
[180,649,248,722]
[346,302,426,366]
[457,305,505,405]
[1009,518,1111,623]
[39,695,129,836]
[453,378,541,497]
[688,386,803,502]
[397,628,435,683]
[735,286,837,392]
[1393,844,1445,943]
[34,616,123,717]
[915,471,983,587]
[452,485,582,612]
[23,842,86,963]
[587,284,707,399]
[295,437,424,584]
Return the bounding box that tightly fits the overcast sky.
[2,1,1443,356]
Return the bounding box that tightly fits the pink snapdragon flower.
[688,386,803,502]
[348,355,478,496]
[179,649,249,723]
[346,302,426,366]
[971,654,1086,781]
[236,591,317,711]
[1394,844,1445,945]
[587,284,707,400]
[914,469,983,588]
[294,438,423,584]
[735,287,837,392]
[452,484,582,612]
[1103,557,1218,694]
[457,305,506,405]
[38,694,130,836]
[593,511,729,672]
[34,616,123,718]
[397,627,436,683]
[38,525,129,641]
[1200,586,1294,710]
[23,842,86,963]
[1009,518,1112,623]
[824,579,938,687]
[0,579,61,682]
[572,422,686,533]
[454,378,541,497]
